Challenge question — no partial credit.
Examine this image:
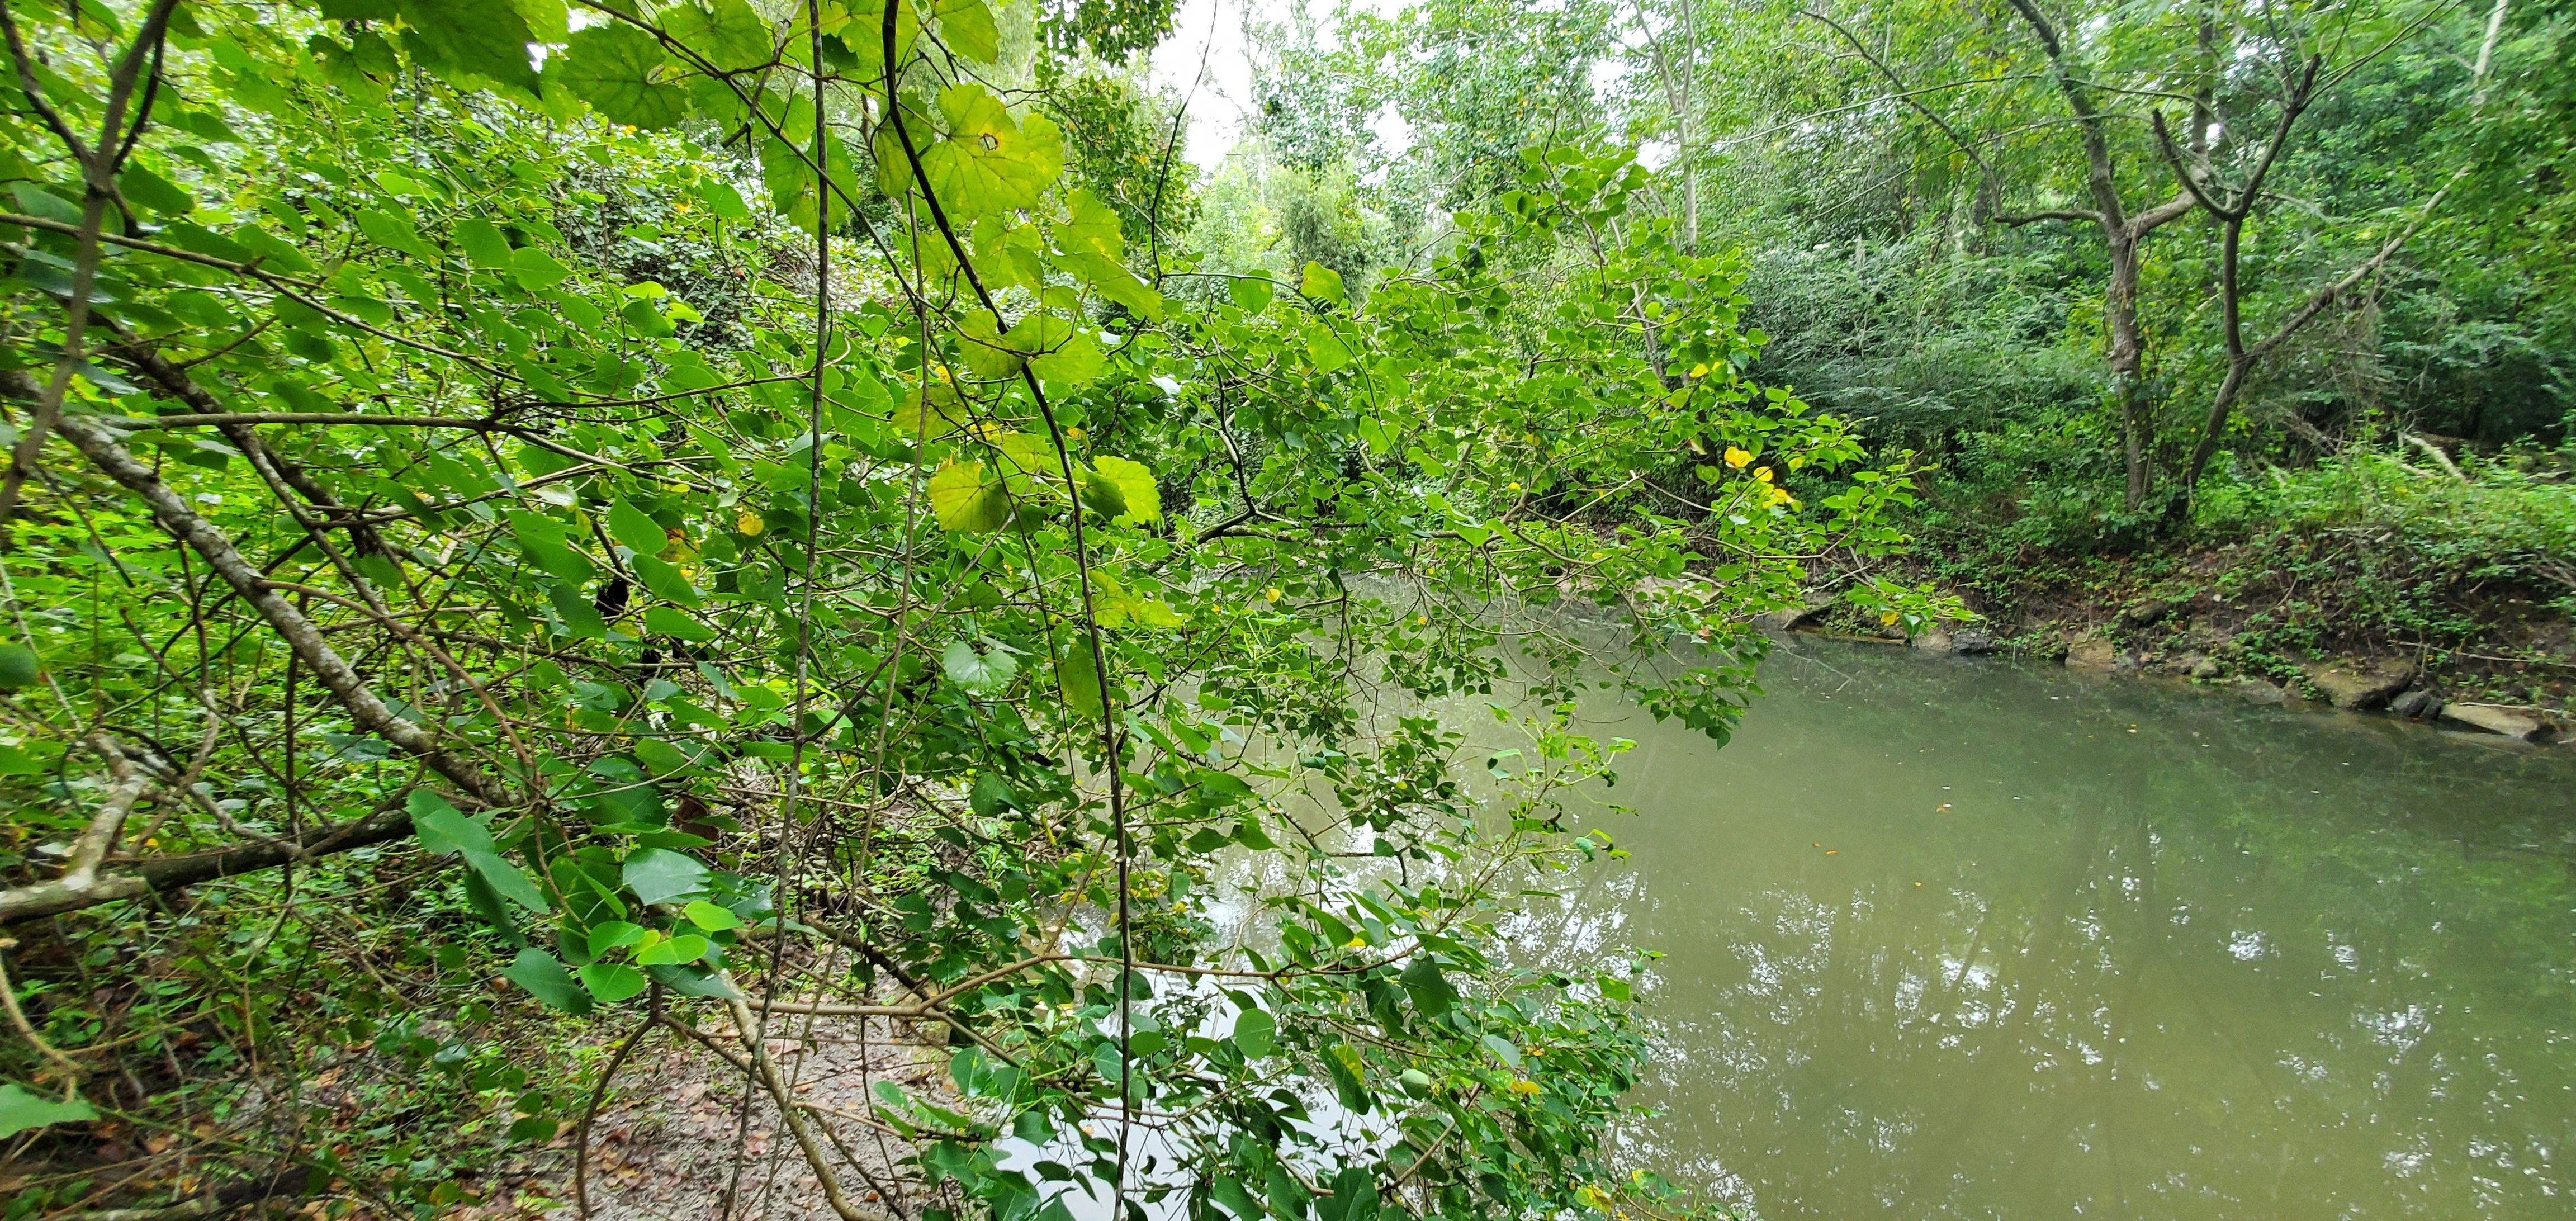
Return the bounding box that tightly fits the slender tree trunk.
[2105,231,2154,509]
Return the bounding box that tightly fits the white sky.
[1145,0,1423,169]
[1148,0,1263,168]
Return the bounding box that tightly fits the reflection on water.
[1530,638,2576,1219]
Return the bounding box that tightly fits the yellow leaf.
[1723,446,1752,468]
[736,513,764,536]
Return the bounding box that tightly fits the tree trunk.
[2105,231,2154,510]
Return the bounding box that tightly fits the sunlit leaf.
[929,461,1012,533]
[920,83,1064,217]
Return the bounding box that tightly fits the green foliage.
[0,3,1948,1218]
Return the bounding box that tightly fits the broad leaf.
[1087,456,1160,524]
[1057,645,1103,716]
[623,848,712,905]
[579,962,650,1003]
[920,84,1064,217]
[1300,260,1346,305]
[394,0,556,94]
[643,605,716,642]
[1231,1007,1275,1058]
[606,498,667,556]
[941,640,1019,695]
[504,948,593,1014]
[0,1085,96,1139]
[556,22,689,130]
[929,461,1011,533]
[666,0,774,72]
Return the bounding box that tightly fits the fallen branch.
[0,797,420,924]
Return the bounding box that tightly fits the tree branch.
[0,797,421,924]
[53,416,519,808]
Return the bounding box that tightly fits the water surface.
[1540,638,2575,1219]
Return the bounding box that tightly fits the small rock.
[2064,639,2120,671]
[1758,590,1837,632]
[2438,702,2556,742]
[2389,689,2440,720]
[1912,627,1953,652]
[2231,676,2289,704]
[2300,658,2416,710]
[2189,657,2224,680]
[2117,600,2170,629]
[1950,629,1997,655]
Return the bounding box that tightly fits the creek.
[1527,637,2576,1219]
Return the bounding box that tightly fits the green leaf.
[1210,1177,1263,1220]
[512,247,571,290]
[932,0,1000,62]
[643,605,716,642]
[633,736,699,775]
[647,962,742,998]
[920,84,1064,217]
[631,555,702,608]
[1300,261,1346,305]
[1266,1164,1312,1220]
[354,209,439,262]
[955,310,1024,380]
[1480,1033,1522,1068]
[158,221,253,264]
[409,790,494,855]
[392,0,555,94]
[461,870,527,943]
[1057,646,1103,717]
[929,461,1011,533]
[588,921,647,958]
[1399,957,1456,1019]
[1028,326,1105,386]
[0,1084,96,1139]
[940,640,1019,695]
[507,513,594,582]
[464,848,550,912]
[504,948,594,1014]
[1227,275,1274,314]
[1086,456,1160,524]
[119,164,191,217]
[607,498,667,556]
[555,22,689,130]
[622,848,711,905]
[698,177,751,221]
[1308,329,1352,375]
[634,933,710,966]
[1232,1007,1275,1058]
[666,0,774,72]
[683,900,742,931]
[580,962,650,1003]
[455,217,514,268]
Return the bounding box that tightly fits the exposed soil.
[1798,542,2575,737]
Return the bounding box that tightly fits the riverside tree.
[0,2,1947,1218]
